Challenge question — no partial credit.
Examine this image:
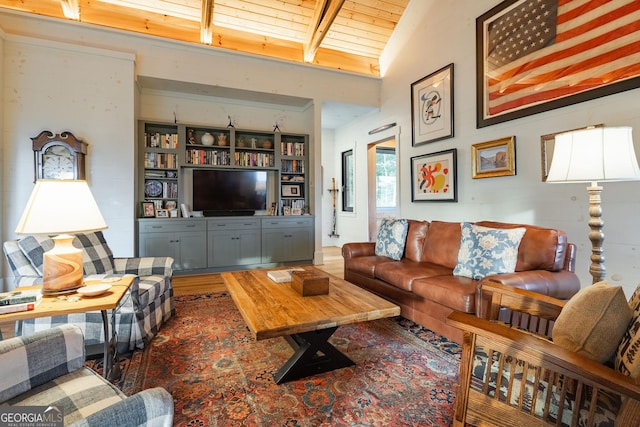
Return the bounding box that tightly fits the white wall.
[332,0,640,296]
[1,35,136,263]
[0,10,382,289]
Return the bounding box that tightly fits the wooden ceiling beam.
[303,0,345,63]
[201,0,213,44]
[60,0,80,20]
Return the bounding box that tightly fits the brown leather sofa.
[342,220,581,342]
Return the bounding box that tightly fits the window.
[342,149,354,212]
[376,147,396,209]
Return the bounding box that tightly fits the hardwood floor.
[0,247,344,339]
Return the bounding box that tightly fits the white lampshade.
[15,179,107,235]
[546,126,640,183]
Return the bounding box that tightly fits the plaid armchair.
[3,231,175,353]
[1,324,173,426]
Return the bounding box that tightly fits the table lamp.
[15,180,107,293]
[546,126,640,284]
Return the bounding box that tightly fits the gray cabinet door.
[261,225,313,263]
[139,232,175,259]
[177,231,207,270]
[288,227,313,261]
[261,229,289,263]
[209,229,261,267]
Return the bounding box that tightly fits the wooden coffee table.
[221,267,400,383]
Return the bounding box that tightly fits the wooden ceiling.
[0,0,410,76]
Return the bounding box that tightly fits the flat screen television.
[193,169,267,216]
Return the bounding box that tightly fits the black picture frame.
[410,148,457,202]
[411,63,454,146]
[476,0,640,128]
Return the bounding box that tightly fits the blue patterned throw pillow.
[453,222,526,280]
[375,218,409,261]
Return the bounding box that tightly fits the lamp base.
[42,234,83,293]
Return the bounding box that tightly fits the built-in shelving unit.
[279,133,307,215]
[140,122,180,215]
[138,120,309,218]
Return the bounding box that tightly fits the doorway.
[367,137,397,241]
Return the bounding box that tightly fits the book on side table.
[0,291,42,314]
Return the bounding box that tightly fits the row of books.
[280,142,305,156]
[145,152,178,169]
[281,159,305,174]
[234,152,274,167]
[185,149,231,166]
[0,290,42,314]
[145,132,178,149]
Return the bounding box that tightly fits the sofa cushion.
[412,275,477,313]
[17,232,115,276]
[374,260,452,292]
[615,284,640,378]
[404,220,430,262]
[453,223,525,280]
[345,255,394,279]
[553,281,631,363]
[476,221,567,271]
[375,218,409,261]
[422,221,463,267]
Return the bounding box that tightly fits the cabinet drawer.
[139,219,206,233]
[262,217,313,229]
[208,219,261,231]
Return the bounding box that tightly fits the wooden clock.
[32,131,88,180]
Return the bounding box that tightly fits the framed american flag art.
[476,0,640,128]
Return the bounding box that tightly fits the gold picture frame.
[471,136,516,179]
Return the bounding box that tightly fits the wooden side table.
[0,275,134,379]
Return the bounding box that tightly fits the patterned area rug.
[120,293,462,426]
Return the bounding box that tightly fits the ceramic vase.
[201,132,214,146]
[218,133,228,146]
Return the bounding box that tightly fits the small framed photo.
[291,207,302,215]
[471,136,516,179]
[282,184,302,197]
[540,124,603,182]
[411,63,454,146]
[283,206,291,216]
[410,149,457,202]
[141,202,156,218]
[155,208,169,218]
[169,209,178,218]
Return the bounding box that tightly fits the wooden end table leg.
[274,327,355,384]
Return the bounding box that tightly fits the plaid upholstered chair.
[0,324,173,426]
[3,231,175,353]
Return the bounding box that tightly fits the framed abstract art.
[411,64,454,145]
[410,149,457,202]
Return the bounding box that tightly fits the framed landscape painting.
[411,64,454,145]
[471,136,516,179]
[410,149,457,202]
[476,0,640,128]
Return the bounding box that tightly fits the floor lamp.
[546,126,640,284]
[14,180,107,293]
